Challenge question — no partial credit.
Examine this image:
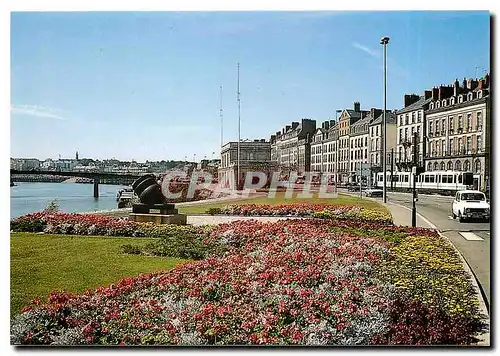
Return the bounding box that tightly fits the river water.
[10,182,128,219]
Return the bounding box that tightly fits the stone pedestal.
[130,203,186,225]
[129,213,187,225]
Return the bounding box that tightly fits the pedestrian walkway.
[383,201,434,228]
[187,215,303,226]
[342,192,434,229]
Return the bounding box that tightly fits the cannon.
[129,174,186,224]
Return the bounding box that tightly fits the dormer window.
[478,91,483,99]
[458,95,463,103]
[436,101,440,108]
[450,97,455,105]
[430,102,434,110]
[442,99,447,107]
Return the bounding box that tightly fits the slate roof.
[370,111,397,126]
[396,96,432,114]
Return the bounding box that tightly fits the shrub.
[11,213,47,232]
[44,199,60,213]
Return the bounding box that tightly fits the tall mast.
[237,63,241,190]
[220,86,224,148]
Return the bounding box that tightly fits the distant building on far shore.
[218,139,277,189]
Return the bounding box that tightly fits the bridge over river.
[10,170,142,198]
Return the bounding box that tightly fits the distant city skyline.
[11,11,490,161]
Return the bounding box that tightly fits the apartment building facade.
[337,102,370,183]
[395,93,432,171]
[270,119,316,174]
[424,75,490,190]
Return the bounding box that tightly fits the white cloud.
[10,105,70,121]
[352,42,380,57]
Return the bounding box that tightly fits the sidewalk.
[382,201,434,229]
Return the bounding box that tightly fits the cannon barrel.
[131,174,166,206]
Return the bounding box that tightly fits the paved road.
[384,191,490,306]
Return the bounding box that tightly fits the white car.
[451,190,490,222]
[365,188,383,197]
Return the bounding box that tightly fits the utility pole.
[237,63,241,191]
[359,163,362,199]
[219,85,223,151]
[391,148,394,190]
[380,36,390,203]
[412,131,418,227]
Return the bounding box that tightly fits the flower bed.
[10,212,204,238]
[11,219,484,345]
[207,204,393,224]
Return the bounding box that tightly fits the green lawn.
[178,192,386,215]
[10,233,186,317]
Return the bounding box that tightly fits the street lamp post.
[334,109,342,194]
[380,36,390,203]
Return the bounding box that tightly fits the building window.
[442,99,447,107]
[412,112,415,123]
[477,136,482,152]
[458,115,463,130]
[376,126,379,136]
[455,160,462,171]
[429,121,433,135]
[405,114,409,125]
[447,161,453,170]
[417,110,422,122]
[399,115,403,126]
[475,160,481,173]
[467,114,472,131]
[450,97,455,105]
[467,137,472,153]
[433,162,439,170]
[427,162,432,171]
[477,112,483,130]
[464,160,471,172]
[440,161,445,170]
[435,120,439,134]
[365,137,367,146]
[449,139,453,155]
[404,128,408,142]
[458,95,463,104]
[442,140,446,155]
[436,101,441,108]
[430,102,434,110]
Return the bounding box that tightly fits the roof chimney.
[353,101,360,112]
[438,85,454,100]
[330,120,335,127]
[324,120,330,130]
[462,77,467,90]
[291,122,299,129]
[404,94,420,107]
[484,73,490,88]
[432,87,439,101]
[424,90,432,100]
[453,79,460,96]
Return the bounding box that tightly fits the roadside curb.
[384,200,490,346]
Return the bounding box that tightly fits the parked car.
[365,188,383,197]
[451,190,490,222]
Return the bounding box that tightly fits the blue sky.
[10,11,490,162]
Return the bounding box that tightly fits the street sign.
[360,163,370,177]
